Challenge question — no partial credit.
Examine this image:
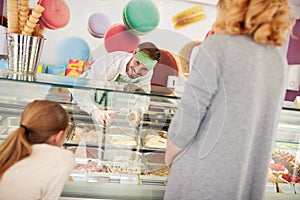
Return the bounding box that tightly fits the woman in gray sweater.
[164,0,295,199]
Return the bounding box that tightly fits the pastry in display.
[278,173,300,184]
[287,162,300,178]
[267,169,284,183]
[272,150,296,164]
[271,149,300,185]
[269,162,289,175]
[272,150,299,176]
[143,130,167,149]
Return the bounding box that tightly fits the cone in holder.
[6,33,45,75]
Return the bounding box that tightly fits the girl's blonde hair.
[212,0,295,46]
[0,100,69,179]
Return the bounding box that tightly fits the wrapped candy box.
[65,59,94,77]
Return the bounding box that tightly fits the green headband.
[134,51,158,70]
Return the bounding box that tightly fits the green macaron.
[123,0,160,35]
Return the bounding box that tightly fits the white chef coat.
[72,51,153,114]
[83,51,153,90]
[0,144,74,200]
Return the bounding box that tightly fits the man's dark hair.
[137,42,160,62]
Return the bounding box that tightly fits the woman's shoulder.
[32,144,74,162]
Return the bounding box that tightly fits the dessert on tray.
[142,130,167,149]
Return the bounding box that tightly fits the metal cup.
[7,72,36,81]
[6,33,45,75]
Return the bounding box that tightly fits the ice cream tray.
[0,116,20,139]
[140,129,167,150]
[66,124,142,149]
[67,147,168,185]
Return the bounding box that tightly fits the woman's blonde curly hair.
[212,0,295,46]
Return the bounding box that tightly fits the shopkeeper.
[72,42,160,126]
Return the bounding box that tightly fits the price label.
[120,173,140,185]
[295,184,300,194]
[278,183,294,194]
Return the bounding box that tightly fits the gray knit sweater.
[165,34,288,200]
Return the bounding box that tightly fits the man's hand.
[124,84,145,93]
[91,108,119,126]
[126,111,141,128]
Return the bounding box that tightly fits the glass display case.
[266,107,300,196]
[0,73,299,200]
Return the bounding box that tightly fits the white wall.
[1,0,217,66]
[2,0,299,67]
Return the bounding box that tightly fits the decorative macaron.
[122,0,160,35]
[88,13,111,38]
[151,49,179,89]
[38,0,70,30]
[104,23,140,53]
[178,40,201,76]
[56,37,90,66]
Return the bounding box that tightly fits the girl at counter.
[0,100,74,200]
[165,0,295,199]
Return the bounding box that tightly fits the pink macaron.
[104,23,140,53]
[151,49,179,94]
[38,0,70,30]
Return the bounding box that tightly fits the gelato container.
[102,150,145,174]
[68,123,104,145]
[67,146,103,159]
[3,116,20,127]
[107,126,138,136]
[0,117,20,139]
[141,129,167,149]
[104,134,138,148]
[144,152,169,176]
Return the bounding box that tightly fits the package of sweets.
[83,60,94,71]
[65,59,85,77]
[47,64,66,76]
[36,63,47,73]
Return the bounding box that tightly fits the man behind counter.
[72,42,161,127]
